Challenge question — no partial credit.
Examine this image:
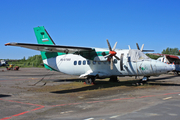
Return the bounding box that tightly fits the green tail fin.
[34,26,55,45]
[34,26,58,70]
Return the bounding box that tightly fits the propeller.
[105,39,120,70]
[136,43,154,52]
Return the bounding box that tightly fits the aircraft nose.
[155,61,174,74]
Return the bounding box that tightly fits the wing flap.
[5,42,93,53]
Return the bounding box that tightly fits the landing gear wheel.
[173,72,179,76]
[85,77,95,84]
[140,76,150,83]
[109,76,119,82]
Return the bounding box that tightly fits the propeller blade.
[112,42,117,51]
[136,43,140,50]
[128,45,131,50]
[110,58,113,70]
[136,43,154,52]
[114,55,120,60]
[120,53,124,71]
[140,44,144,51]
[106,39,112,51]
[142,50,154,52]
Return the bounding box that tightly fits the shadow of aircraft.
[50,75,180,94]
[53,78,85,83]
[0,94,11,98]
[50,79,141,94]
[147,75,180,86]
[149,75,180,81]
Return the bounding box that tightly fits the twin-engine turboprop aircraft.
[5,26,173,84]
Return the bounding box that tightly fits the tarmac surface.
[0,68,180,120]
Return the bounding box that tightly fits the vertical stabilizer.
[34,26,55,45]
[34,26,58,71]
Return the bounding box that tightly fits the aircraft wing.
[5,42,93,54]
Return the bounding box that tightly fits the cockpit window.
[129,49,150,61]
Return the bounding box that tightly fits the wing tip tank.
[5,42,17,46]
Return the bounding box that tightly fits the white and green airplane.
[5,26,173,84]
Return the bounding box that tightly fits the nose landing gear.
[133,76,150,86]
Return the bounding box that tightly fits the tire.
[85,77,95,84]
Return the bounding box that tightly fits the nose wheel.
[140,76,150,82]
[133,76,150,86]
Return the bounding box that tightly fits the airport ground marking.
[1,91,180,120]
[50,92,180,107]
[109,115,119,118]
[83,118,94,120]
[0,78,39,82]
[0,98,45,120]
[163,97,172,100]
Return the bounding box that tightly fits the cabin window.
[93,61,96,65]
[87,60,91,65]
[78,61,81,65]
[83,60,86,65]
[74,61,77,65]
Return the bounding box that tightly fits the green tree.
[162,47,180,55]
[146,54,160,60]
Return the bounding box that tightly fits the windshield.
[129,49,150,61]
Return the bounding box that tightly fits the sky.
[0,0,180,59]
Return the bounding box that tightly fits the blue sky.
[1,0,180,59]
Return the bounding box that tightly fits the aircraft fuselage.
[43,49,173,78]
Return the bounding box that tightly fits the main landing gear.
[173,71,179,76]
[85,77,95,84]
[109,76,119,82]
[85,76,119,85]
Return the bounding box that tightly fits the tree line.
[6,55,43,67]
[146,47,180,59]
